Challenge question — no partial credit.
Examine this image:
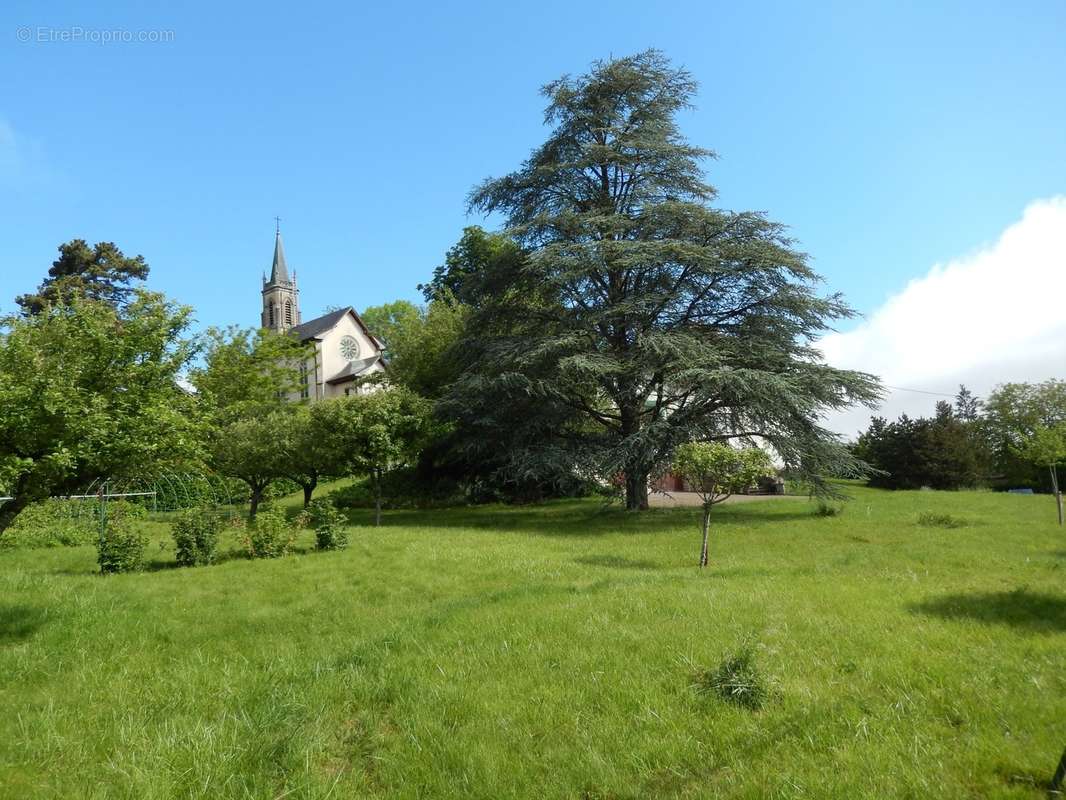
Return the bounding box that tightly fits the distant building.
[260,229,385,401]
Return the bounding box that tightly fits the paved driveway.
[647,491,808,508]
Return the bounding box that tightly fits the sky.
[2,0,1064,436]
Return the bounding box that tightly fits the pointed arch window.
[284,300,293,327]
[268,303,275,327]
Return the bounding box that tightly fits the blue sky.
[2,0,1065,426]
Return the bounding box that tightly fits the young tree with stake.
[1020,424,1066,525]
[672,442,773,568]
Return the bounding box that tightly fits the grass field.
[1,485,1064,799]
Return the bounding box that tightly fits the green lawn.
[1,486,1064,799]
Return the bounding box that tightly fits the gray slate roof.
[268,232,290,284]
[326,356,380,384]
[289,307,350,341]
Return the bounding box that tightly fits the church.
[260,228,386,401]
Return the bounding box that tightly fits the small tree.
[209,414,286,519]
[334,387,433,525]
[1019,424,1066,525]
[672,442,773,568]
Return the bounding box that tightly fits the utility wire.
[882,384,958,398]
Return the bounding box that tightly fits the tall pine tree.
[455,51,881,509]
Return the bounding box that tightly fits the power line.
[882,384,958,398]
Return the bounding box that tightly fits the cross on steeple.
[274,215,282,234]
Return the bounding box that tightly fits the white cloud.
[818,196,1066,437]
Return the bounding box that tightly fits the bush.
[814,500,844,517]
[307,498,348,550]
[96,517,148,574]
[1,499,96,549]
[917,512,968,529]
[696,645,767,710]
[172,508,223,566]
[329,480,375,510]
[244,507,295,558]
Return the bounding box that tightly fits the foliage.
[917,512,968,529]
[854,402,984,490]
[273,403,342,507]
[453,50,880,511]
[0,498,97,548]
[696,644,768,710]
[814,499,844,517]
[171,508,223,566]
[242,506,295,558]
[672,443,774,506]
[208,412,289,518]
[0,291,201,534]
[418,225,524,305]
[359,300,422,360]
[672,441,773,567]
[16,239,149,315]
[362,298,468,399]
[982,379,1066,490]
[306,498,348,550]
[190,326,309,424]
[1017,423,1066,473]
[96,515,148,574]
[332,387,435,524]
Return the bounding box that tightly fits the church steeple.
[261,222,301,332]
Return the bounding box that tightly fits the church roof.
[326,356,381,385]
[268,231,290,284]
[289,307,349,341]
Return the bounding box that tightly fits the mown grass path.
[1,487,1063,798]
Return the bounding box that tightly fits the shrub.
[917,512,968,529]
[307,498,348,551]
[696,645,767,710]
[814,500,844,517]
[172,508,223,566]
[1,499,96,549]
[329,480,374,509]
[244,507,295,558]
[96,517,148,574]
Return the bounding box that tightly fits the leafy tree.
[362,298,467,399]
[455,50,880,510]
[333,387,433,525]
[1018,424,1066,525]
[191,326,308,424]
[0,292,199,534]
[983,380,1066,491]
[672,442,773,567]
[16,239,149,315]
[208,412,286,518]
[276,402,347,507]
[419,226,524,304]
[360,300,422,360]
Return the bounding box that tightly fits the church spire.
[261,221,300,332]
[269,229,290,285]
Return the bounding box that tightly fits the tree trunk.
[624,470,649,511]
[699,505,711,568]
[302,477,317,508]
[373,469,382,527]
[248,485,263,520]
[1048,467,1057,529]
[1051,746,1066,794]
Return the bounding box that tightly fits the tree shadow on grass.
[574,554,660,570]
[0,604,48,643]
[909,588,1066,633]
